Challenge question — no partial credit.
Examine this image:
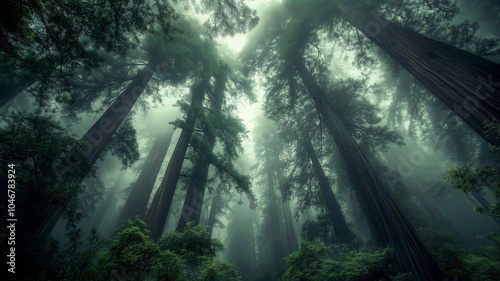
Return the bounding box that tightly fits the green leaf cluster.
[433,243,500,281]
[43,219,239,281]
[96,219,237,280]
[0,113,86,236]
[107,117,140,169]
[159,222,224,266]
[285,239,403,281]
[199,260,242,281]
[444,120,500,219]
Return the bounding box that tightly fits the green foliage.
[285,239,401,281]
[97,219,236,281]
[159,222,224,265]
[1,0,178,108]
[107,117,140,169]
[433,244,500,281]
[464,252,500,281]
[33,218,240,281]
[153,250,187,281]
[176,0,259,37]
[100,218,158,280]
[176,59,256,209]
[199,260,242,281]
[61,228,110,280]
[444,120,500,219]
[301,217,338,245]
[0,112,85,233]
[109,218,151,256]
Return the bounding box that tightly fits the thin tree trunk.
[145,75,208,240]
[295,58,444,281]
[265,147,285,271]
[249,210,257,273]
[339,5,500,146]
[207,186,220,235]
[281,200,297,252]
[0,77,27,108]
[117,128,174,225]
[0,87,20,108]
[303,133,354,244]
[92,181,121,230]
[273,150,299,253]
[471,191,500,226]
[409,183,464,241]
[35,62,156,242]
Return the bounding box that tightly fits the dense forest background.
[1,0,500,280]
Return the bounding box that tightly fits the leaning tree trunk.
[409,183,464,241]
[35,62,157,242]
[117,127,174,225]
[265,147,285,271]
[470,191,500,226]
[273,150,299,253]
[207,186,221,235]
[295,58,444,281]
[338,5,500,147]
[303,133,354,244]
[92,181,121,230]
[0,86,20,108]
[0,76,28,108]
[145,75,208,240]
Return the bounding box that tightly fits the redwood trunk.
[207,186,220,235]
[303,133,354,244]
[249,210,257,272]
[410,183,464,241]
[92,181,121,230]
[339,6,500,146]
[176,73,224,232]
[60,62,157,182]
[176,129,216,231]
[0,77,26,108]
[117,128,174,225]
[471,191,500,226]
[265,147,285,271]
[35,62,156,242]
[273,151,298,253]
[145,76,208,240]
[295,58,444,281]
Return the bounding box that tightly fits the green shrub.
[199,260,241,281]
[285,239,401,281]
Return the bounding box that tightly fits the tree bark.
[295,58,444,281]
[409,183,464,241]
[265,147,285,271]
[145,75,208,240]
[471,191,500,226]
[207,186,220,235]
[175,129,216,232]
[273,150,299,253]
[0,76,27,108]
[339,5,500,147]
[303,133,354,244]
[92,181,121,230]
[117,127,174,225]
[35,62,156,242]
[249,210,257,273]
[176,71,225,232]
